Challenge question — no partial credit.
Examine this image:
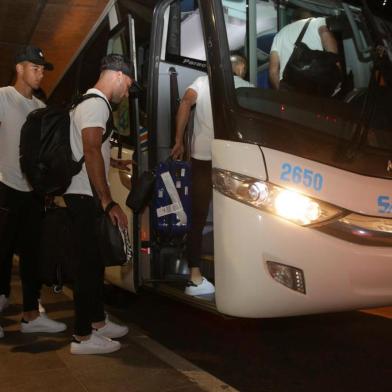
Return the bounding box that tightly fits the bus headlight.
[212,168,342,226]
[274,189,321,225]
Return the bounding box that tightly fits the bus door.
[105,13,141,293]
[142,0,216,300]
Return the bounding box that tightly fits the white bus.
[50,0,392,317]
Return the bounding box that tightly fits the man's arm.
[110,158,134,171]
[82,127,111,206]
[319,26,338,54]
[82,127,128,228]
[171,88,197,160]
[269,51,281,90]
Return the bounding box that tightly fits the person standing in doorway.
[171,55,252,296]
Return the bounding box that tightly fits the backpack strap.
[72,93,114,166]
[295,18,312,46]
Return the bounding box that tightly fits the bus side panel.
[105,146,136,292]
[262,147,392,218]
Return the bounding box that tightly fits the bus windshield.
[221,0,392,155]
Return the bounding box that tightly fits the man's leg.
[0,182,23,302]
[0,183,65,333]
[64,194,124,355]
[18,191,66,333]
[185,159,214,295]
[18,191,43,314]
[64,195,106,337]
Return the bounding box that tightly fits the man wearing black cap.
[0,45,66,338]
[64,53,133,355]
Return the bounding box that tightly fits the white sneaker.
[185,277,215,296]
[0,325,4,338]
[20,314,67,333]
[94,319,129,339]
[0,295,9,312]
[38,299,46,314]
[70,332,121,355]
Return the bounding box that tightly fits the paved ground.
[104,285,392,392]
[4,266,392,392]
[0,267,233,392]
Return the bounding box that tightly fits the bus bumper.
[213,191,392,318]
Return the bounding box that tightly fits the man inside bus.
[64,54,132,355]
[268,9,339,91]
[0,45,66,338]
[171,55,253,296]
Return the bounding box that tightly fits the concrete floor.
[0,268,205,392]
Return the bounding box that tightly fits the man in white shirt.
[231,54,255,88]
[0,45,66,338]
[171,55,253,296]
[269,11,338,90]
[65,54,133,355]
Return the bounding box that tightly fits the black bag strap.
[72,93,114,166]
[295,18,312,46]
[169,67,180,145]
[169,67,193,161]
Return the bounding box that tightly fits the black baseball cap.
[15,45,54,70]
[100,53,135,79]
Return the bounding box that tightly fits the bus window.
[220,0,392,151]
[165,0,207,64]
[222,0,277,87]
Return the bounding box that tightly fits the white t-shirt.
[233,75,254,88]
[188,75,254,160]
[270,17,327,80]
[187,76,214,160]
[65,88,111,196]
[0,86,45,192]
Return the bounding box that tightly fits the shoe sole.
[70,343,121,355]
[185,289,215,296]
[21,326,67,334]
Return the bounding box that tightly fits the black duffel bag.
[282,19,342,97]
[98,203,133,267]
[126,170,156,214]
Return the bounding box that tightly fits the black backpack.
[20,93,113,195]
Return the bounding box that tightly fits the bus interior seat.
[257,32,275,54]
[256,32,275,89]
[257,63,270,89]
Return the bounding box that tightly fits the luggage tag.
[157,171,187,225]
